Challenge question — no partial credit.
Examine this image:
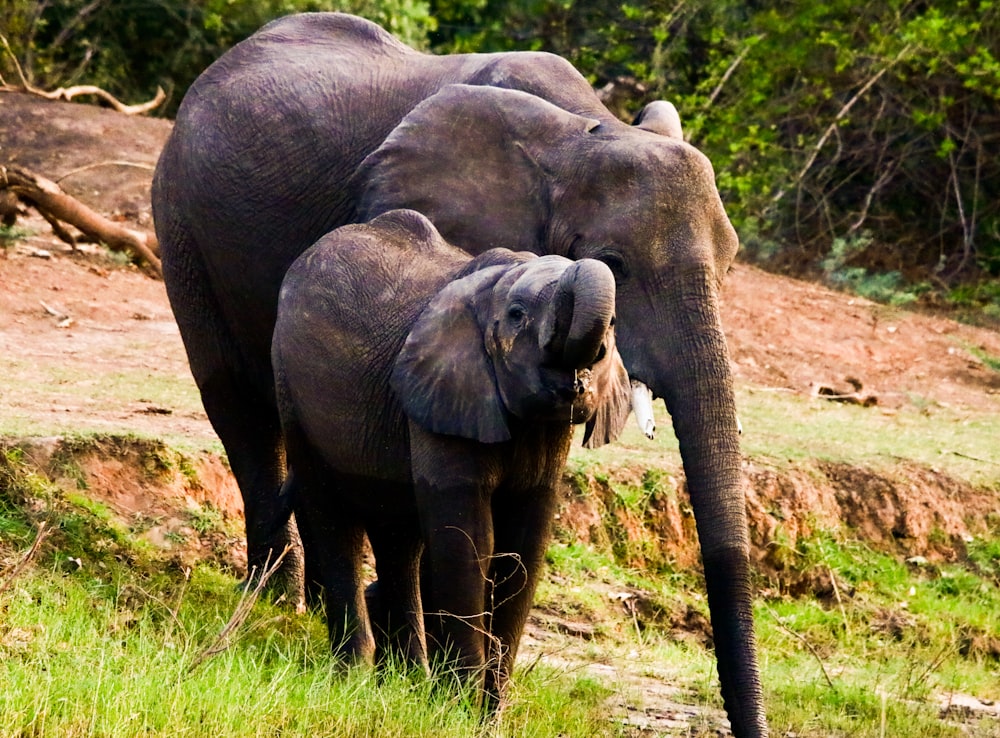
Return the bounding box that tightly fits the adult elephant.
[151,12,767,736]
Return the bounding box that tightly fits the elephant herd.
[152,12,768,737]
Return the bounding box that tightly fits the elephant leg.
[483,486,559,706]
[417,490,494,682]
[293,471,374,663]
[366,522,427,672]
[366,555,438,664]
[199,372,304,601]
[161,233,303,602]
[410,427,499,690]
[421,508,493,686]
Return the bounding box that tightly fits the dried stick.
[706,41,755,108]
[0,34,165,115]
[772,45,912,208]
[0,522,50,596]
[55,161,156,182]
[763,602,838,692]
[186,546,290,674]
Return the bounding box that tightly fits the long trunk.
[550,259,616,369]
[652,270,767,738]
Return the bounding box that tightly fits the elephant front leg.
[292,467,374,664]
[483,485,560,707]
[411,428,496,690]
[366,522,428,672]
[303,518,375,663]
[421,501,494,684]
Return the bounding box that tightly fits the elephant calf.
[272,209,631,702]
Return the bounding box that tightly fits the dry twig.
[186,546,290,674]
[764,602,838,692]
[0,522,51,596]
[771,45,913,209]
[0,34,165,115]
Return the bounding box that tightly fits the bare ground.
[3,92,1000,735]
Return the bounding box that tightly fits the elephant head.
[392,248,631,448]
[359,85,765,736]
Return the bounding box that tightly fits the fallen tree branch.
[0,163,162,278]
[56,160,156,183]
[1,82,166,115]
[0,34,165,115]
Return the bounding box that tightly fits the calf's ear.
[391,267,511,444]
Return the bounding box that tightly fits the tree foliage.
[684,1,1000,287]
[431,0,1000,288]
[0,0,435,114]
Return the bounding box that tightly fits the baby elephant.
[272,209,630,702]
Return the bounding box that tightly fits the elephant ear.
[581,349,633,449]
[633,100,684,139]
[391,260,519,444]
[358,84,600,253]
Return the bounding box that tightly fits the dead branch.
[56,160,156,183]
[705,40,756,108]
[764,601,838,692]
[0,33,165,115]
[2,83,167,115]
[0,522,51,596]
[186,546,290,674]
[810,378,878,407]
[0,163,161,278]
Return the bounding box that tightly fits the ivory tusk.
[630,380,656,440]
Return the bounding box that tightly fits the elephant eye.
[598,251,629,280]
[507,305,526,323]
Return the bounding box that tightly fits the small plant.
[820,237,930,306]
[0,223,34,250]
[187,504,224,535]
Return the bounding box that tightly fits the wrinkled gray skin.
[272,209,631,701]
[151,12,766,735]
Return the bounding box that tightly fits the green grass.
[736,386,1000,483]
[756,529,1000,736]
[0,564,622,737]
[0,450,626,738]
[4,444,1000,737]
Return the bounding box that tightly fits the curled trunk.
[549,259,616,369]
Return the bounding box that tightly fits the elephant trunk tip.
[556,259,615,370]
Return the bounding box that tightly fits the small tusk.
[630,380,656,440]
[736,414,743,435]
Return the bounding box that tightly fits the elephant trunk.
[650,270,768,738]
[548,259,616,369]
